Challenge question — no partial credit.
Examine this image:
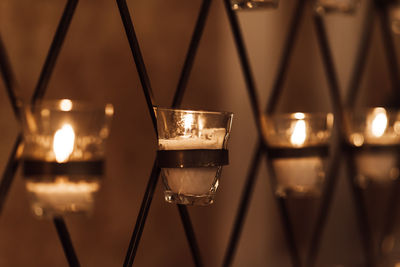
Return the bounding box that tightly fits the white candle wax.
[355,153,399,185]
[273,157,324,197]
[159,128,226,195]
[26,178,100,217]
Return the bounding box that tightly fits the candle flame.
[371,108,388,138]
[59,99,73,111]
[53,124,75,163]
[291,119,306,146]
[183,114,194,132]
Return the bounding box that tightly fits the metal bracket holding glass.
[261,112,334,198]
[20,99,114,218]
[155,108,233,206]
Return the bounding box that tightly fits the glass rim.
[20,99,114,113]
[263,112,333,120]
[154,106,233,116]
[345,107,400,116]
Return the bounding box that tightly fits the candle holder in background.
[262,112,334,198]
[155,108,233,206]
[20,99,114,218]
[346,107,400,187]
[230,0,278,11]
[389,0,400,34]
[314,0,360,15]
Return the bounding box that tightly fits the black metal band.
[157,149,229,168]
[347,143,400,154]
[22,159,104,177]
[267,145,329,159]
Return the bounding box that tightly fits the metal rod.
[0,36,20,119]
[123,162,161,267]
[222,0,263,138]
[222,144,263,267]
[303,13,346,267]
[265,157,302,267]
[172,0,212,108]
[115,0,158,133]
[378,177,400,264]
[222,1,307,266]
[0,134,22,215]
[266,0,307,114]
[305,144,341,267]
[345,0,375,107]
[313,14,343,123]
[376,0,400,104]
[120,0,211,265]
[345,152,375,267]
[177,205,204,267]
[31,0,79,105]
[53,217,80,267]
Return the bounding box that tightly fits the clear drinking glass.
[261,112,334,197]
[155,107,233,206]
[20,99,114,218]
[230,0,279,11]
[314,0,360,14]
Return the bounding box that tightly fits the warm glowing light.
[26,179,99,194]
[59,99,73,111]
[294,112,305,120]
[291,119,306,146]
[183,114,194,131]
[371,108,388,137]
[53,124,75,163]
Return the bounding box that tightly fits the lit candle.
[156,108,233,205]
[272,113,325,197]
[21,99,113,218]
[26,123,101,217]
[159,114,226,195]
[350,108,400,184]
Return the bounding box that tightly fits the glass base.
[231,0,278,10]
[275,185,322,198]
[164,191,215,206]
[29,202,93,219]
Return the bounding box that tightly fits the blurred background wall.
[0,0,399,266]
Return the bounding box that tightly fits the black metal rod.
[172,0,212,108]
[177,205,204,267]
[0,134,22,216]
[305,144,341,267]
[120,1,212,265]
[123,162,160,267]
[0,36,20,119]
[223,2,307,266]
[378,177,400,264]
[54,217,80,267]
[345,152,375,267]
[376,1,400,102]
[222,144,263,267]
[266,0,307,114]
[115,0,158,133]
[265,157,302,267]
[31,0,78,105]
[345,0,374,107]
[313,14,343,123]
[222,0,263,138]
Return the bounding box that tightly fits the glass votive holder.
[20,99,114,218]
[345,107,400,187]
[261,112,334,198]
[314,0,360,15]
[389,1,400,34]
[230,0,279,11]
[155,108,233,206]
